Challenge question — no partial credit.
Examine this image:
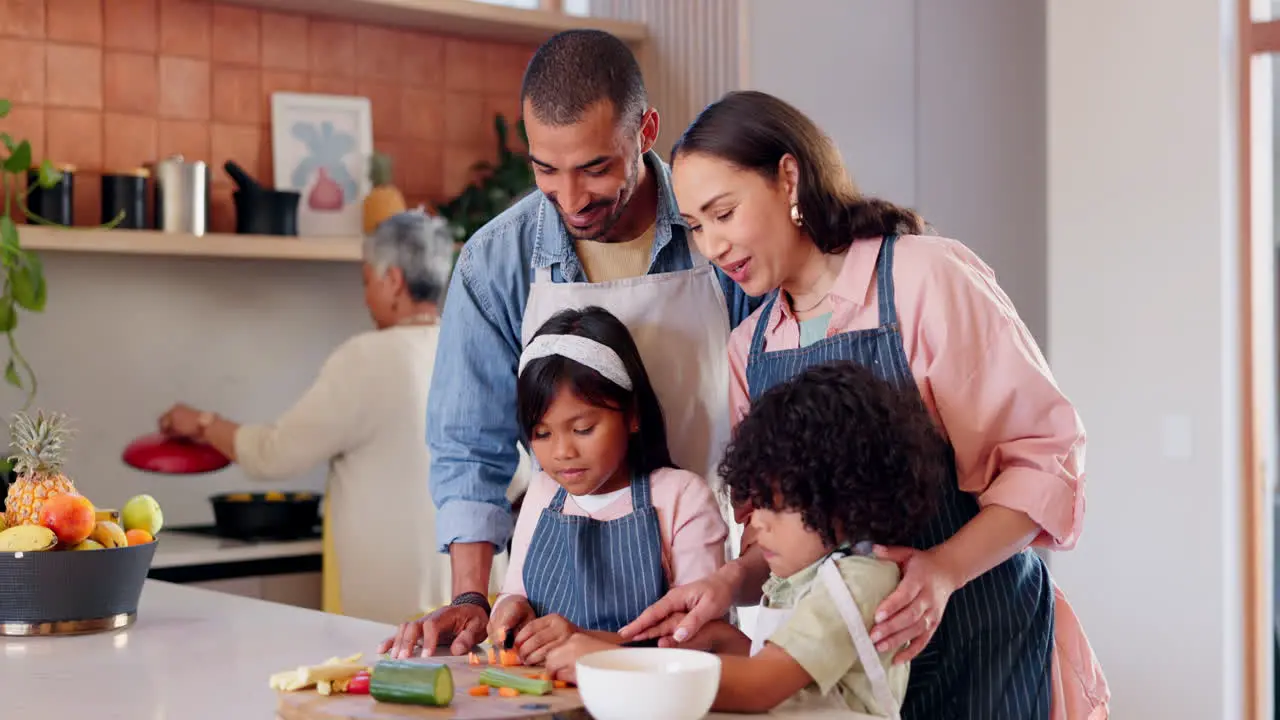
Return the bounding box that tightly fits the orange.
[125,528,154,546]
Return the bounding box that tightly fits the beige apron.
[520,243,740,568]
[748,558,903,719]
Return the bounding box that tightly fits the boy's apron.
[742,234,1055,719]
[523,472,667,630]
[521,224,741,585]
[749,555,903,719]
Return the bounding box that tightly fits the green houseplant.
[0,98,59,409]
[437,114,536,248]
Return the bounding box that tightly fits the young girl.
[546,360,948,718]
[487,306,729,665]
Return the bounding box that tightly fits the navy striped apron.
[744,235,1054,719]
[522,472,668,632]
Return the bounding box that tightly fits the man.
[380,29,760,658]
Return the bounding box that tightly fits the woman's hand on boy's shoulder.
[513,613,579,665]
[488,595,535,649]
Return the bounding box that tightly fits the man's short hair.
[520,29,647,131]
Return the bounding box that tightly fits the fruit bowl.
[0,538,157,636]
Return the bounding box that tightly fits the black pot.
[209,491,321,540]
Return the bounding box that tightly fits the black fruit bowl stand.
[0,539,158,636]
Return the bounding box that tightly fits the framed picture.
[270,92,374,238]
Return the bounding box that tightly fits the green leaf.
[0,216,17,250]
[4,359,19,388]
[13,256,43,311]
[0,133,13,152]
[0,300,18,333]
[37,159,62,189]
[3,140,31,174]
[0,99,10,119]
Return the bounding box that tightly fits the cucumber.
[477,668,553,696]
[369,660,454,707]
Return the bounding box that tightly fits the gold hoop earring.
[790,203,803,227]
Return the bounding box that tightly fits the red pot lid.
[122,433,231,475]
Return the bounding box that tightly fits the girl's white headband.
[518,334,633,390]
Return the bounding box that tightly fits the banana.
[89,521,127,549]
[0,525,57,552]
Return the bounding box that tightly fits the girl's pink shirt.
[727,234,1109,719]
[500,467,728,599]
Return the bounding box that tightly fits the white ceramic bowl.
[575,647,721,720]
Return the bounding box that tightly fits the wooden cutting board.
[275,657,588,720]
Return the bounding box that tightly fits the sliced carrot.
[486,647,497,664]
[524,673,542,679]
[539,672,551,681]
[468,685,491,697]
[553,680,569,689]
[499,649,520,666]
[468,652,481,665]
[498,687,520,698]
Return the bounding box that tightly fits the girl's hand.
[869,545,962,664]
[514,614,578,666]
[488,596,535,649]
[544,634,616,685]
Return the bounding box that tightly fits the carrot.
[498,687,520,698]
[468,685,491,697]
[524,673,542,679]
[486,647,497,664]
[539,672,551,681]
[499,649,520,667]
[468,652,480,666]
[553,680,570,689]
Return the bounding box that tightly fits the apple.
[122,494,163,536]
[38,493,96,546]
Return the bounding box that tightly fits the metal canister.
[151,155,210,236]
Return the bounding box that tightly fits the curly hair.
[718,361,949,549]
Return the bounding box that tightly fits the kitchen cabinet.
[189,572,322,610]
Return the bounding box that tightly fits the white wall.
[0,251,369,526]
[1047,1,1248,718]
[742,0,1047,346]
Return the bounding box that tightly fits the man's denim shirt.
[427,150,763,552]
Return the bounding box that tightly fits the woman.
[620,91,1109,719]
[158,210,526,625]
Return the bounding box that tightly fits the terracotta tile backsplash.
[0,0,534,232]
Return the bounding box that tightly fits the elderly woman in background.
[157,210,523,625]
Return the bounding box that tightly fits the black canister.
[101,169,150,229]
[25,165,74,226]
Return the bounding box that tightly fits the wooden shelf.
[220,0,648,44]
[16,226,363,263]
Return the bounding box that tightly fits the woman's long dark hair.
[671,90,925,254]
[517,306,674,476]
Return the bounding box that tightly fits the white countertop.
[1,581,850,719]
[151,530,322,568]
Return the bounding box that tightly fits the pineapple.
[4,410,76,527]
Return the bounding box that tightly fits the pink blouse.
[728,235,1109,719]
[499,467,728,600]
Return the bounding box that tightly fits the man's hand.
[378,603,489,659]
[544,634,616,685]
[487,596,535,648]
[619,568,738,644]
[513,614,578,666]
